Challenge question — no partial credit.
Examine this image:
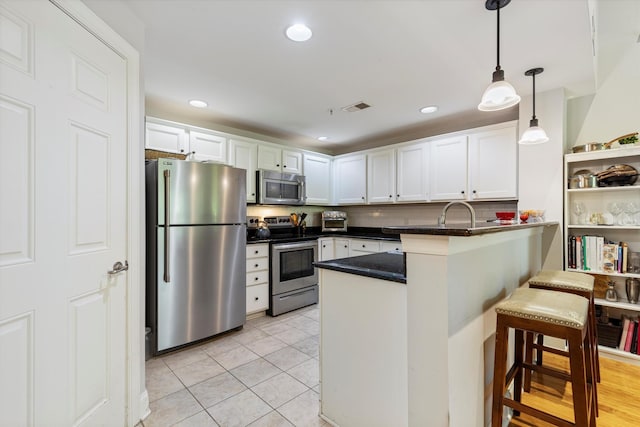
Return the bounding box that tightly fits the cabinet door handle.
[322,244,326,248]
[344,245,348,248]
[362,244,366,248]
[361,196,365,200]
[283,165,287,168]
[254,263,259,268]
[254,277,259,281]
[254,250,259,254]
[461,190,465,194]
[255,297,259,301]
[397,194,400,197]
[276,164,280,167]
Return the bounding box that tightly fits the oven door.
[271,241,318,294]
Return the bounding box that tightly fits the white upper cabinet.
[303,152,332,205]
[334,154,367,204]
[396,141,429,202]
[257,145,303,174]
[367,149,396,204]
[188,130,227,163]
[145,120,188,154]
[430,135,468,201]
[145,117,228,163]
[468,125,517,200]
[229,138,258,203]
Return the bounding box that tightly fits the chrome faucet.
[438,201,476,228]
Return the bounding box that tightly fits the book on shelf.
[632,320,639,354]
[619,317,630,350]
[624,319,635,352]
[568,235,631,274]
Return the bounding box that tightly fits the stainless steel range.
[261,216,319,316]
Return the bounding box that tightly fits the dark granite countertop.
[247,226,401,244]
[314,252,406,284]
[382,221,558,237]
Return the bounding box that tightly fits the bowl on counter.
[496,212,516,220]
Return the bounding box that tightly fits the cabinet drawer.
[247,244,269,259]
[246,270,269,286]
[380,241,402,252]
[350,239,380,253]
[247,257,269,272]
[246,284,269,314]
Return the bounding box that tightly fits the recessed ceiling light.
[317,136,328,141]
[420,105,438,114]
[286,24,312,42]
[189,99,208,108]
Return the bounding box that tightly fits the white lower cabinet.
[334,238,350,259]
[318,238,335,261]
[246,244,269,315]
[381,241,403,252]
[349,239,381,257]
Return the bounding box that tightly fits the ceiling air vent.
[341,101,371,112]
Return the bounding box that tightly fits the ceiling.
[121,0,638,153]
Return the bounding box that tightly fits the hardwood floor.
[507,353,640,426]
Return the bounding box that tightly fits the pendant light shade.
[478,0,520,111]
[519,67,549,145]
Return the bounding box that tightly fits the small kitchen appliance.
[256,169,306,205]
[322,211,348,232]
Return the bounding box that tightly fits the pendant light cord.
[495,2,501,71]
[531,72,537,120]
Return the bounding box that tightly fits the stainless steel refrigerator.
[145,159,247,355]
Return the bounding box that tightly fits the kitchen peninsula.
[315,221,559,427]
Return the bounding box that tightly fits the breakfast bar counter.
[316,221,559,427]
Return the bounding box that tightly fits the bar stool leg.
[491,316,509,427]
[523,331,535,392]
[568,330,590,426]
[513,328,524,416]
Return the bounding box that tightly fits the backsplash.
[247,201,518,228]
[342,201,518,227]
[246,205,326,227]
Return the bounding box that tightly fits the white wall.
[568,45,640,147]
[518,88,566,270]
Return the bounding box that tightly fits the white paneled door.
[0,1,128,425]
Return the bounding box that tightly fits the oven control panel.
[263,216,293,228]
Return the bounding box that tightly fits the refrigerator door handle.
[163,169,171,282]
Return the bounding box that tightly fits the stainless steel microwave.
[256,170,306,205]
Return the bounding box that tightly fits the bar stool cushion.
[496,288,588,330]
[528,270,594,292]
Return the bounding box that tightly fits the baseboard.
[139,389,151,421]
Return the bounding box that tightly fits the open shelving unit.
[564,146,640,365]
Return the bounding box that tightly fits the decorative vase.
[605,281,618,302]
[625,278,640,304]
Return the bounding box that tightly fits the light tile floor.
[143,305,329,427]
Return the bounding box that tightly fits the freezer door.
[157,159,246,225]
[156,224,246,352]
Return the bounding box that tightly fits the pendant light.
[478,0,520,111]
[519,67,549,145]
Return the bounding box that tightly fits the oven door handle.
[272,241,317,251]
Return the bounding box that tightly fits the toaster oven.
[322,211,348,232]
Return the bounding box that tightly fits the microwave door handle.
[163,169,170,283]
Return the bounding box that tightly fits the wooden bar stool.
[525,271,600,396]
[491,287,597,427]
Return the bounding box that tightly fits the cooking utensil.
[255,220,270,239]
[570,132,638,153]
[290,213,298,226]
[596,164,638,186]
[568,169,598,188]
[299,212,307,224]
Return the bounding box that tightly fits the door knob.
[108,260,129,275]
